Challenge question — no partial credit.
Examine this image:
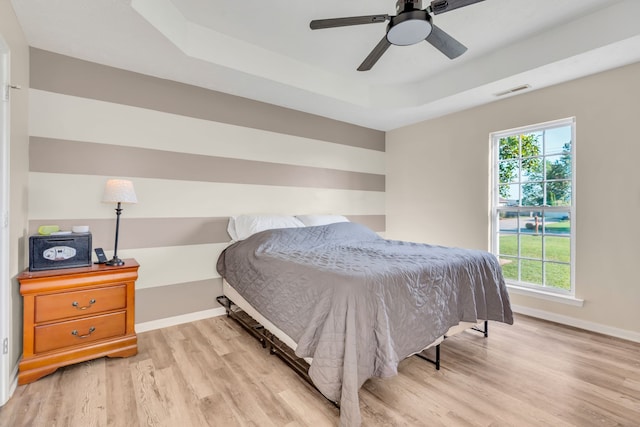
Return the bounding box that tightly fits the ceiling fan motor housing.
[387,10,433,46]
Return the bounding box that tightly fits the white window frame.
[490,117,576,298]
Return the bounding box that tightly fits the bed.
[216,216,513,426]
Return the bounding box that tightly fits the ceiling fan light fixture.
[386,11,432,46]
[309,0,483,70]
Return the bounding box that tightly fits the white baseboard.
[511,304,640,343]
[1,364,18,407]
[136,307,227,333]
[136,305,640,343]
[9,363,17,398]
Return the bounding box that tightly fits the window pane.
[501,257,518,281]
[521,157,543,181]
[520,233,542,260]
[499,160,520,184]
[521,132,542,158]
[544,236,570,262]
[543,212,570,236]
[499,211,519,233]
[499,234,518,257]
[521,259,543,285]
[499,136,520,158]
[522,213,543,234]
[522,182,544,206]
[544,127,572,155]
[499,184,519,205]
[546,180,572,206]
[545,155,572,178]
[545,263,570,290]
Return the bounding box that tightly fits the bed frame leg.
[216,295,267,347]
[416,321,487,370]
[216,295,232,317]
[471,320,488,337]
[415,343,440,370]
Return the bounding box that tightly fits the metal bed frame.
[217,294,488,388]
[414,320,487,369]
[216,295,335,402]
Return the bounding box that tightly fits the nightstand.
[17,259,139,385]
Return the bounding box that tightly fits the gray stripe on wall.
[29,218,231,250]
[30,137,386,192]
[28,215,386,250]
[30,48,385,152]
[136,279,222,323]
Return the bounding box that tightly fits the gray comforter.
[216,222,513,426]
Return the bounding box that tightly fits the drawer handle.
[72,299,96,310]
[71,327,96,339]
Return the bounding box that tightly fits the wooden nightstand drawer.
[34,311,127,354]
[34,284,126,323]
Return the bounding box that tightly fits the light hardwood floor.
[1,313,639,426]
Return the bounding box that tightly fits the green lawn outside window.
[499,231,570,290]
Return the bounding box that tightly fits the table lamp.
[102,179,137,266]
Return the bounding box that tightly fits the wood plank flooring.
[1,313,639,426]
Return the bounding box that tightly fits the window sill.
[506,284,584,307]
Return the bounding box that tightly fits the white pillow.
[229,215,305,241]
[295,215,350,227]
[227,217,239,241]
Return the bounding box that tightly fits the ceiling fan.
[310,0,485,71]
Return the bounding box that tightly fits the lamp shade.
[102,179,138,204]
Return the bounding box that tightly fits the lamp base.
[106,257,125,266]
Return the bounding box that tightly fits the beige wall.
[387,62,640,340]
[27,49,386,328]
[1,0,30,380]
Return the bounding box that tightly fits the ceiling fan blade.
[310,14,389,30]
[426,24,467,59]
[429,0,484,15]
[357,36,392,71]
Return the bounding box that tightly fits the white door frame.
[0,35,12,406]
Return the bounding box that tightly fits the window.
[491,118,575,294]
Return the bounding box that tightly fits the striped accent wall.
[27,48,386,328]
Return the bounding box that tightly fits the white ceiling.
[11,0,640,131]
